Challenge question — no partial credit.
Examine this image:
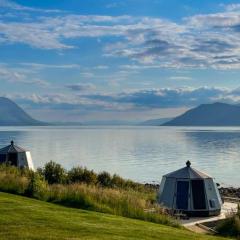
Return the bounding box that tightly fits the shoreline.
[219,187,240,199]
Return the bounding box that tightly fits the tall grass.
[48,184,174,226]
[216,204,240,237]
[0,164,29,194]
[0,164,178,227]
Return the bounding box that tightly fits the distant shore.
[219,187,240,199]
[145,184,240,199]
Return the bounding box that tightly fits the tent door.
[0,154,6,163]
[176,181,189,210]
[191,180,206,209]
[7,153,18,166]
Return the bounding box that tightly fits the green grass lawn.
[0,192,229,240]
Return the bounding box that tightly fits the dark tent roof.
[164,161,211,179]
[0,141,26,154]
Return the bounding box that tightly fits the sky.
[1,0,240,122]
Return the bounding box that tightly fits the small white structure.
[157,161,222,217]
[0,141,34,170]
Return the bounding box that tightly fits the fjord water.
[0,126,239,186]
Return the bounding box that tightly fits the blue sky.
[1,0,240,122]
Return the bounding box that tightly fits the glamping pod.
[157,161,222,217]
[0,141,34,170]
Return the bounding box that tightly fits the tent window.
[209,199,216,208]
[191,180,206,210]
[176,181,189,210]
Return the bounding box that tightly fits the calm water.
[0,126,240,186]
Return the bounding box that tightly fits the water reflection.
[0,126,239,186]
[181,130,240,186]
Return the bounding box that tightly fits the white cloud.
[66,83,96,92]
[94,65,109,70]
[170,76,192,81]
[6,86,240,113]
[1,1,240,69]
[0,64,49,86]
[222,3,240,12]
[20,63,81,69]
[0,0,62,13]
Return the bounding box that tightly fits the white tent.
[157,161,222,216]
[0,141,34,170]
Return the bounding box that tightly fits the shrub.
[68,167,84,183]
[81,168,97,185]
[216,216,240,237]
[97,171,112,187]
[25,172,49,200]
[41,161,66,184]
[68,167,97,185]
[216,204,240,237]
[111,174,125,188]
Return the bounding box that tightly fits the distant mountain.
[82,120,138,126]
[0,97,44,126]
[163,102,240,126]
[139,118,172,126]
[50,122,83,126]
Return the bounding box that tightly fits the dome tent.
[0,141,34,170]
[157,161,222,217]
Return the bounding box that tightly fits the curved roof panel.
[0,141,26,154]
[164,161,212,179]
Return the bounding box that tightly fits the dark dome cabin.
[157,161,222,217]
[0,141,34,170]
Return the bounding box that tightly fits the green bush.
[40,161,66,184]
[216,216,240,237]
[97,171,112,187]
[216,204,240,237]
[68,167,84,183]
[25,172,49,200]
[81,168,97,184]
[68,167,97,185]
[111,174,125,188]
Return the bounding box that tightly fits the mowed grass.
[0,192,229,240]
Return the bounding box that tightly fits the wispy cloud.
[1,1,240,70]
[0,64,49,86]
[0,0,62,13]
[221,3,240,12]
[5,85,240,122]
[105,2,126,9]
[66,83,96,92]
[83,87,229,109]
[20,63,81,69]
[8,86,238,111]
[169,76,192,81]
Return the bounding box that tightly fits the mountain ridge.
[0,97,44,126]
[163,102,240,126]
[139,118,172,126]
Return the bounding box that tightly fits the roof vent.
[186,160,191,167]
[11,140,14,146]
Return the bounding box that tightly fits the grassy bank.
[216,205,240,238]
[0,192,228,240]
[0,164,176,227]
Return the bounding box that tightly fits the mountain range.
[163,102,240,126]
[1,97,240,126]
[0,97,44,126]
[139,118,172,126]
